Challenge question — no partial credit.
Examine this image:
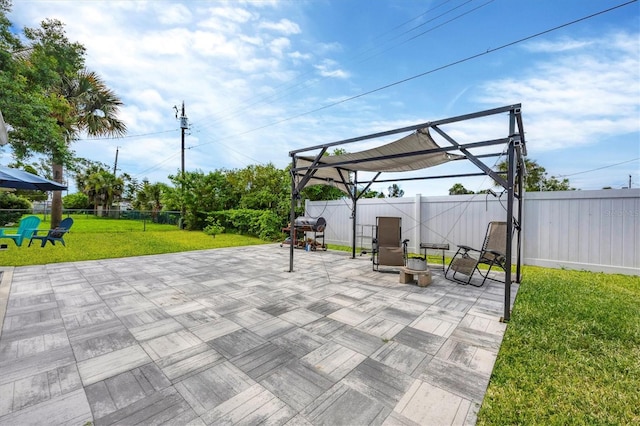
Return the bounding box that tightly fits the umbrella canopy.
[0,166,67,191]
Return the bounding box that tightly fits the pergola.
[288,104,526,321]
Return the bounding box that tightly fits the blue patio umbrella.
[0,166,67,191]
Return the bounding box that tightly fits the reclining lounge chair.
[372,216,408,271]
[445,221,507,287]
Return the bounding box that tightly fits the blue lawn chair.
[29,217,74,247]
[0,215,42,246]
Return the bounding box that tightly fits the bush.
[0,192,32,225]
[63,192,91,210]
[206,209,285,240]
[203,219,225,237]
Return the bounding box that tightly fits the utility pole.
[176,101,188,227]
[113,146,119,175]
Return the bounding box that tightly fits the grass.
[0,214,267,266]
[478,267,640,424]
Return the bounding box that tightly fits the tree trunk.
[50,163,64,228]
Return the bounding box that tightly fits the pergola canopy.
[294,128,460,194]
[294,128,463,194]
[288,104,526,321]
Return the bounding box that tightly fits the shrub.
[63,192,91,210]
[0,192,32,225]
[206,209,284,240]
[203,218,225,237]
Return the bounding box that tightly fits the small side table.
[399,267,432,287]
[420,242,450,271]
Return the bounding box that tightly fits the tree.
[62,192,91,210]
[358,188,385,198]
[495,158,574,192]
[226,164,289,215]
[83,169,124,215]
[388,184,404,198]
[449,183,474,195]
[22,19,126,227]
[132,180,171,220]
[72,159,111,193]
[0,3,62,163]
[167,170,237,230]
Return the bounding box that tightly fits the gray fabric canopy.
[295,128,460,193]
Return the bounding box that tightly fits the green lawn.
[0,214,267,266]
[478,267,640,424]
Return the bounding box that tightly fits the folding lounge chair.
[29,217,74,247]
[445,221,507,287]
[0,215,41,246]
[372,216,409,271]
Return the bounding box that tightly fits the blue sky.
[5,0,640,195]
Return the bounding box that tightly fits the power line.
[82,129,177,141]
[189,0,637,150]
[128,0,637,179]
[557,157,640,177]
[190,0,490,133]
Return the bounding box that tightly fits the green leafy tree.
[388,184,404,198]
[167,170,236,230]
[0,192,31,225]
[449,183,474,195]
[0,3,62,165]
[227,164,289,216]
[62,192,91,210]
[83,170,124,214]
[358,188,385,198]
[21,19,126,227]
[495,158,574,191]
[132,180,171,221]
[72,159,111,193]
[300,183,345,201]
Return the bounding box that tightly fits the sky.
[4,0,640,196]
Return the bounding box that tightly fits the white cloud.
[479,31,640,151]
[524,38,594,53]
[269,37,291,57]
[258,18,300,35]
[155,3,192,25]
[314,59,350,79]
[289,51,311,61]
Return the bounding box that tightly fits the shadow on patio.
[0,244,517,425]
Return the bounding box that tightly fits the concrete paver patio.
[0,245,517,425]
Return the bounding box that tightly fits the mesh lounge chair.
[445,221,507,287]
[0,215,41,246]
[29,217,74,247]
[372,216,409,271]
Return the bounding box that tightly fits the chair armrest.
[0,227,18,236]
[457,244,480,253]
[486,249,505,258]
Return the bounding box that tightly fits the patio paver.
[0,244,518,425]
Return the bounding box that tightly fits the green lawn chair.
[0,215,42,246]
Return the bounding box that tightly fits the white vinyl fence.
[306,189,640,276]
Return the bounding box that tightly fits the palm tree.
[83,170,124,215]
[50,69,126,226]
